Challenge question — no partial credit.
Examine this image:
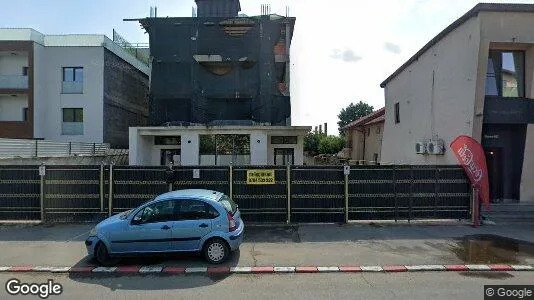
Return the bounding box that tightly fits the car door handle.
[161,225,171,230]
[199,223,209,228]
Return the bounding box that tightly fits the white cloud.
[384,42,401,54]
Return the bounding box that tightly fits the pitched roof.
[344,107,385,130]
[380,3,534,88]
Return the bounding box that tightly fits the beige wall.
[521,124,534,203]
[347,122,383,163]
[381,16,481,165]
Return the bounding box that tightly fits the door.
[161,149,181,166]
[110,200,175,253]
[485,148,503,203]
[170,199,216,251]
[274,148,294,165]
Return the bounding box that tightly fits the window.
[62,67,83,94]
[22,107,28,122]
[22,67,28,76]
[132,200,176,224]
[274,148,294,165]
[155,136,181,145]
[218,194,237,213]
[271,136,298,144]
[394,103,400,124]
[62,108,83,135]
[62,67,83,82]
[376,127,381,134]
[485,51,525,97]
[176,199,217,220]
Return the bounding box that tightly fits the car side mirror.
[131,215,142,225]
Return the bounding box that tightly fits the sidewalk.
[0,223,533,269]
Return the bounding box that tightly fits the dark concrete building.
[136,0,295,126]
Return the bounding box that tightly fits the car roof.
[154,189,224,203]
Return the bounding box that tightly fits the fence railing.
[0,139,110,158]
[0,164,472,223]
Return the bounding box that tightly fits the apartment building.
[0,28,149,148]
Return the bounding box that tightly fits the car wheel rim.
[207,242,225,262]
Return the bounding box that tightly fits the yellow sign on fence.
[246,170,275,185]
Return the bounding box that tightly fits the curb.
[0,264,532,275]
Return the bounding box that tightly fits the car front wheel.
[95,242,119,266]
[203,238,229,264]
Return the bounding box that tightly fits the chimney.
[319,125,322,134]
[324,123,328,135]
[314,126,318,134]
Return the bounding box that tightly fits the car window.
[218,194,237,213]
[133,200,175,224]
[176,199,219,220]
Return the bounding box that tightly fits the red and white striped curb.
[0,264,531,274]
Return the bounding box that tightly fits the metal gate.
[0,166,40,220]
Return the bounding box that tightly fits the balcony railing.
[61,81,83,94]
[61,122,84,135]
[0,75,28,89]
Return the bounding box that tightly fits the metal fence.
[0,139,110,158]
[0,165,471,223]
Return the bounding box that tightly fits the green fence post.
[108,164,114,217]
[39,163,45,222]
[100,163,105,213]
[287,165,291,224]
[344,164,349,224]
[229,163,233,199]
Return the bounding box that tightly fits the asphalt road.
[1,223,534,268]
[0,272,533,300]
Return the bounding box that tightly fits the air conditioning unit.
[427,139,445,155]
[415,141,427,154]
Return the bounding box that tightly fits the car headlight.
[89,227,97,237]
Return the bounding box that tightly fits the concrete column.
[180,133,199,166]
[250,133,268,165]
[294,135,304,165]
[128,128,152,165]
[520,124,534,203]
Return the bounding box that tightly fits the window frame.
[394,103,400,124]
[62,67,83,82]
[22,107,28,122]
[271,136,298,145]
[62,108,83,123]
[485,50,525,98]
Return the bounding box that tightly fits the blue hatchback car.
[85,189,244,265]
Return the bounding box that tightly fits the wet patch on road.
[451,235,534,264]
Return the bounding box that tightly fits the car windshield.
[218,194,237,213]
[119,209,134,219]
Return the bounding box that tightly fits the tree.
[337,101,374,135]
[304,132,325,156]
[317,135,345,155]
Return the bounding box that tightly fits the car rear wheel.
[203,238,229,264]
[95,242,119,266]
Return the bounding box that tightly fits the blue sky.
[0,0,529,133]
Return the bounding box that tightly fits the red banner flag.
[450,135,490,209]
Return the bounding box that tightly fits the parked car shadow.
[68,250,241,290]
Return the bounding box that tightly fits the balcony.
[0,75,28,89]
[61,122,84,135]
[62,81,83,94]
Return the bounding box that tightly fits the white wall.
[33,43,45,138]
[250,132,268,165]
[0,53,28,75]
[180,133,199,166]
[0,95,28,121]
[381,16,481,165]
[129,128,152,165]
[35,47,104,143]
